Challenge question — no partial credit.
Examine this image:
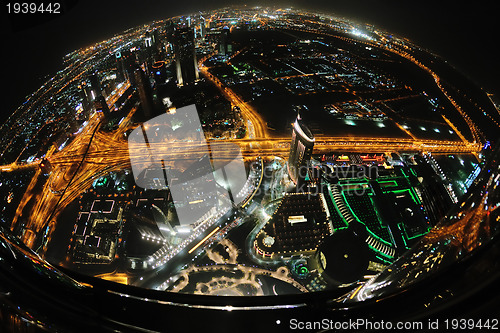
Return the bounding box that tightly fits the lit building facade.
[134,66,155,119]
[219,27,232,56]
[173,27,199,86]
[288,115,315,186]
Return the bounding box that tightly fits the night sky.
[1,0,498,123]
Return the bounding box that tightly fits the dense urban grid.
[0,7,498,296]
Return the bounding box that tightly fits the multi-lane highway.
[2,86,482,253]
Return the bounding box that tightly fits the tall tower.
[200,16,206,40]
[115,51,126,82]
[152,61,167,85]
[288,114,315,188]
[134,66,155,120]
[116,50,137,84]
[94,95,110,117]
[79,81,93,119]
[89,74,101,100]
[173,27,199,86]
[165,20,175,45]
[219,27,232,56]
[144,30,162,67]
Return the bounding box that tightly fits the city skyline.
[2,1,499,123]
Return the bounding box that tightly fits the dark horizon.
[2,0,498,122]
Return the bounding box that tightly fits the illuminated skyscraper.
[288,114,315,187]
[134,66,155,119]
[173,27,199,86]
[144,30,162,69]
[219,27,232,56]
[79,81,94,119]
[89,74,101,100]
[200,16,206,40]
[144,31,155,48]
[165,20,175,45]
[94,95,110,117]
[115,51,126,82]
[115,50,137,84]
[152,61,167,85]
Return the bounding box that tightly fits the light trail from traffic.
[4,108,481,252]
[199,63,268,139]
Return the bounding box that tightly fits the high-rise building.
[164,21,175,55]
[288,114,315,188]
[219,27,232,56]
[134,66,155,119]
[152,61,167,85]
[200,16,206,40]
[115,50,137,84]
[94,95,110,117]
[89,74,101,100]
[79,81,94,119]
[144,31,155,48]
[144,30,162,68]
[173,27,199,86]
[165,20,175,45]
